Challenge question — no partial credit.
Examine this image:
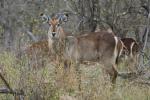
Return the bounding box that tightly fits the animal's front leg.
[63,60,71,73]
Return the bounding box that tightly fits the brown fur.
[25,40,54,69]
[52,31,122,84]
[26,40,49,57]
[121,38,139,58]
[69,32,119,84]
[48,17,123,86]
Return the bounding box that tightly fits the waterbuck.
[120,38,139,71]
[41,13,124,88]
[121,38,139,59]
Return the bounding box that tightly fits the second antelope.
[121,38,139,59]
[121,38,139,71]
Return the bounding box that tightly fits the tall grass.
[0,51,150,100]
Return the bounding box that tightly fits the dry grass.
[0,51,150,100]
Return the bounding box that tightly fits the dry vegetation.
[0,50,150,100]
[0,0,150,99]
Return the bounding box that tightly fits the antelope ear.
[40,13,51,23]
[63,13,69,22]
[62,13,69,22]
[57,13,69,23]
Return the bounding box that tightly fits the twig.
[0,87,24,95]
[0,72,24,96]
[0,88,13,94]
[0,72,14,93]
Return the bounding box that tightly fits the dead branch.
[0,72,14,93]
[0,88,13,94]
[0,72,24,96]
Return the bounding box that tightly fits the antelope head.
[40,12,69,48]
[47,13,68,40]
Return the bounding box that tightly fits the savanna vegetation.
[0,0,150,100]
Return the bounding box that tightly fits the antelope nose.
[52,32,56,37]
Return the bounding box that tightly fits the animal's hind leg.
[112,66,118,84]
[106,65,118,84]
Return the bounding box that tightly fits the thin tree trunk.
[3,24,13,50]
[89,0,99,32]
[138,13,150,72]
[78,0,85,32]
[142,13,150,63]
[0,0,4,8]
